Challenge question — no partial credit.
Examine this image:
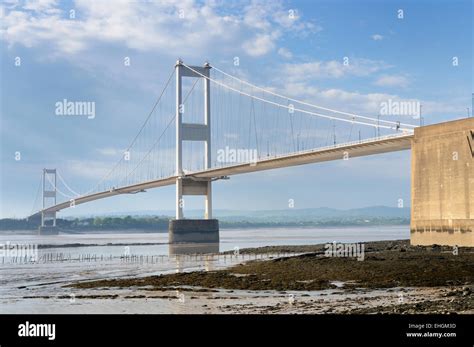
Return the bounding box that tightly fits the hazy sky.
[0,0,472,218]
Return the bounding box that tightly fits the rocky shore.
[68,240,474,314]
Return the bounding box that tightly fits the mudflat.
[68,240,474,314]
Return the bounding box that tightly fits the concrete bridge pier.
[38,225,59,235]
[169,60,219,244]
[170,177,219,243]
[411,118,473,247]
[169,218,219,244]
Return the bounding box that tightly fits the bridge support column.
[411,118,473,247]
[170,60,219,244]
[169,218,219,244]
[171,177,219,243]
[38,169,59,235]
[205,181,212,219]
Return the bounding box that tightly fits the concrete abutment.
[410,118,474,247]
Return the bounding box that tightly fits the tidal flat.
[68,240,473,314]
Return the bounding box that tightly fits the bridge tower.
[169,60,219,243]
[39,168,59,235]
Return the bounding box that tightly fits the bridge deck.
[38,133,413,214]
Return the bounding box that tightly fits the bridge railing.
[245,131,414,163]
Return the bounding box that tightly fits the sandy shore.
[67,240,473,314]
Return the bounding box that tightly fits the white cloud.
[242,32,279,57]
[282,58,391,81]
[371,34,383,41]
[273,82,459,122]
[275,59,461,120]
[283,83,402,115]
[97,147,124,157]
[277,47,293,59]
[240,1,319,57]
[1,0,319,59]
[23,0,58,12]
[272,8,321,35]
[1,1,237,56]
[242,1,272,31]
[374,74,410,88]
[66,159,115,180]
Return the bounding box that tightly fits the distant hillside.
[0,206,410,231]
[62,206,410,222]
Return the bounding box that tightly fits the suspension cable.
[210,64,416,129]
[83,69,176,195]
[45,174,75,200]
[56,171,81,197]
[182,63,412,132]
[29,176,42,216]
[118,77,201,184]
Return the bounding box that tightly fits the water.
[0,225,408,255]
[0,226,408,313]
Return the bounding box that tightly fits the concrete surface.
[411,118,474,246]
[169,219,219,243]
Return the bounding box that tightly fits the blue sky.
[0,0,472,218]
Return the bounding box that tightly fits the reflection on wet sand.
[169,242,219,256]
[169,243,219,273]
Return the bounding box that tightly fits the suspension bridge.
[28,60,473,247]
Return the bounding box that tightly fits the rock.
[445,291,456,297]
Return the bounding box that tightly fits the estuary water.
[0,226,408,313]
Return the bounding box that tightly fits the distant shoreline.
[0,216,410,232]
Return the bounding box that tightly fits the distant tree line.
[0,215,409,231]
[0,216,169,231]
